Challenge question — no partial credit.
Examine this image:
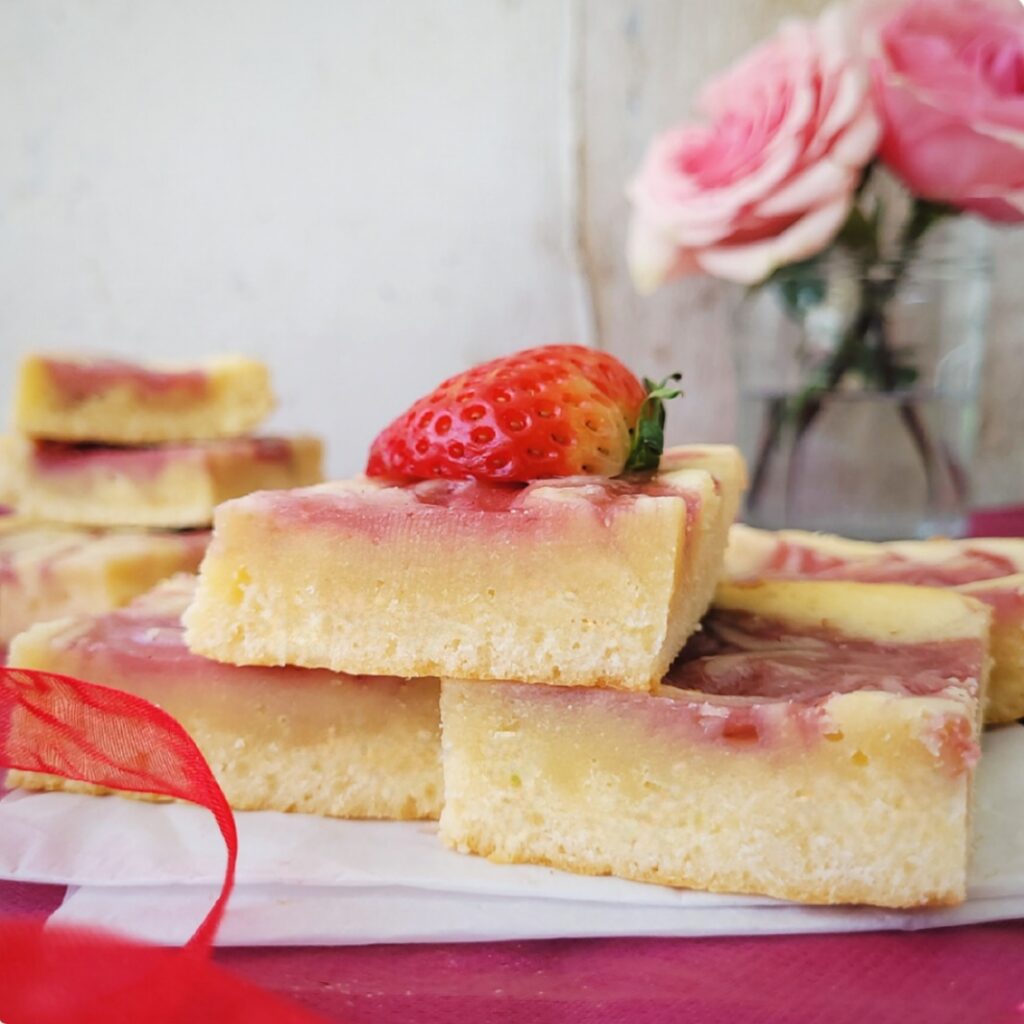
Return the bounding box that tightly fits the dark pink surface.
[2,881,1022,1024]
[218,928,1024,1024]
[3,507,1024,1023]
[970,505,1024,539]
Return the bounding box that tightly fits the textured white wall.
[1,0,1021,500]
[0,0,588,477]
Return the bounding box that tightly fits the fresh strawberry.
[366,345,681,483]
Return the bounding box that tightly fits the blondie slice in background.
[0,522,208,648]
[440,580,989,908]
[14,353,275,444]
[184,445,746,691]
[7,435,324,529]
[726,524,1024,723]
[6,576,442,819]
[958,574,1024,724]
[725,524,1024,584]
[0,434,17,508]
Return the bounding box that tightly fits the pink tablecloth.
[969,506,1024,538]
[4,507,1024,1023]
[2,879,1022,1023]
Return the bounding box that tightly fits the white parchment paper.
[51,885,1024,947]
[1,725,1021,946]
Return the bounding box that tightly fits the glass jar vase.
[733,231,990,540]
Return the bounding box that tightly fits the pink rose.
[871,0,1024,224]
[627,7,880,288]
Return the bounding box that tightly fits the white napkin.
[51,884,1024,947]
[1,725,1021,946]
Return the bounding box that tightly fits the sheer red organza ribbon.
[0,666,326,1023]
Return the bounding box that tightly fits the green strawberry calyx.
[623,373,683,474]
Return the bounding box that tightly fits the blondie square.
[726,524,1024,723]
[8,435,323,529]
[184,446,746,691]
[0,522,207,647]
[440,580,989,907]
[14,354,274,444]
[7,576,442,819]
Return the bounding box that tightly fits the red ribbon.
[0,666,327,1023]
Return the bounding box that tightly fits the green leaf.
[623,373,683,473]
[765,256,828,320]
[836,206,876,253]
[868,196,885,238]
[904,198,956,247]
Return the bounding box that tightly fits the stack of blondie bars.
[6,346,1000,910]
[0,353,322,654]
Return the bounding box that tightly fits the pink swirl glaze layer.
[44,358,208,404]
[408,475,684,510]
[493,604,981,772]
[0,529,208,588]
[0,532,99,586]
[763,540,1016,586]
[674,609,985,700]
[50,579,405,694]
[503,680,831,752]
[555,606,996,772]
[255,473,698,540]
[962,584,1024,625]
[30,442,187,480]
[29,438,299,482]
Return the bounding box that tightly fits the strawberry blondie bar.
[185,445,744,690]
[14,354,274,444]
[440,580,989,908]
[726,524,1024,722]
[0,521,207,647]
[0,434,16,508]
[7,576,441,819]
[7,435,323,529]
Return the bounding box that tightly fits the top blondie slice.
[184,444,747,690]
[13,353,275,444]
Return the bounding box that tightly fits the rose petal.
[629,133,808,242]
[873,0,1024,218]
[696,197,851,284]
[959,189,1024,223]
[878,0,1024,132]
[626,5,876,291]
[678,136,806,228]
[830,106,883,167]
[627,214,701,293]
[755,160,856,217]
[877,73,1024,201]
[809,65,870,157]
[816,3,861,75]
